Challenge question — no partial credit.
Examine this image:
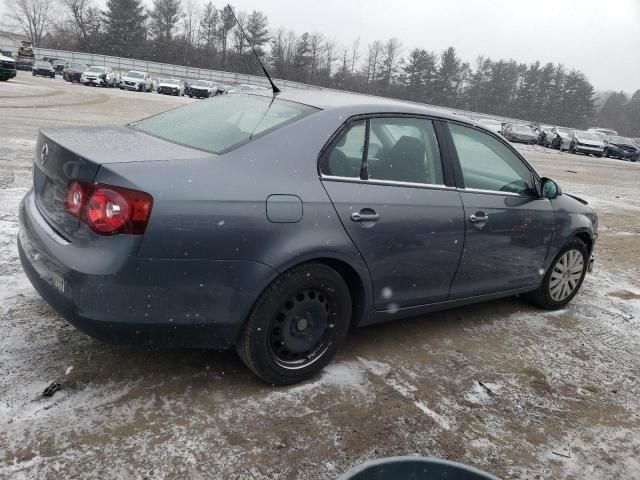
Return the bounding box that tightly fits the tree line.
[5,0,639,136]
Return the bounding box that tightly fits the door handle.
[469,213,489,223]
[351,211,380,222]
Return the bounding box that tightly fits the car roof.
[247,88,472,124]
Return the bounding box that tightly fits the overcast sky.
[2,0,638,92]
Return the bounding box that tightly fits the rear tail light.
[64,181,153,236]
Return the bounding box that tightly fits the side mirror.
[541,178,562,199]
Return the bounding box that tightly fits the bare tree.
[61,0,101,50]
[5,0,52,45]
[308,32,324,78]
[181,0,200,63]
[322,38,338,79]
[350,37,360,74]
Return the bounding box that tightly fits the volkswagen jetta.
[18,90,598,385]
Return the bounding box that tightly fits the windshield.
[126,71,145,79]
[576,131,601,140]
[161,79,180,85]
[513,125,533,133]
[556,128,570,134]
[196,80,210,86]
[35,62,50,68]
[87,67,105,73]
[70,63,85,69]
[609,136,635,144]
[132,94,316,154]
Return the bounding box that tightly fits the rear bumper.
[18,190,276,349]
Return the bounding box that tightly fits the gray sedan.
[18,90,598,385]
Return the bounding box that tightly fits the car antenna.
[225,4,280,94]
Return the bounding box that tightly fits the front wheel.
[525,238,589,310]
[236,263,352,385]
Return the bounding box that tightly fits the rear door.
[445,122,554,299]
[320,116,465,310]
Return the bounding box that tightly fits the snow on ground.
[0,73,639,479]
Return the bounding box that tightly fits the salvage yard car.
[157,78,185,96]
[568,130,605,157]
[188,80,217,98]
[604,135,639,161]
[502,123,537,144]
[81,66,116,87]
[120,70,153,92]
[550,126,573,150]
[477,118,503,135]
[0,54,17,81]
[18,90,598,385]
[32,61,56,78]
[63,63,87,83]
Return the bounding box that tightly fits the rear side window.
[367,118,444,185]
[132,94,316,154]
[320,117,445,185]
[449,123,535,195]
[321,121,366,178]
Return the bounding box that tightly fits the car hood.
[0,54,15,62]
[122,76,144,82]
[159,82,180,88]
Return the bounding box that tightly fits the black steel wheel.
[236,263,352,385]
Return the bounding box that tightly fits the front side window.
[133,94,316,154]
[367,117,444,185]
[449,123,535,195]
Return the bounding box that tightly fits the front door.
[446,123,555,298]
[320,116,465,309]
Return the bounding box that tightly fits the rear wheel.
[525,238,589,310]
[236,263,352,385]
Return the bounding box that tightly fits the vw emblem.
[40,143,49,166]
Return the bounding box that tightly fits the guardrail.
[0,41,535,126]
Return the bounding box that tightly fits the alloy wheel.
[549,249,584,301]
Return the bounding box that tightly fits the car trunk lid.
[33,126,208,240]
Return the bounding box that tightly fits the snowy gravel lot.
[1,72,639,479]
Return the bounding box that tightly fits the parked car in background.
[63,63,87,83]
[217,84,230,95]
[81,66,116,87]
[157,78,185,96]
[120,70,153,92]
[188,80,216,98]
[604,135,639,161]
[588,127,618,137]
[18,90,598,385]
[51,59,66,76]
[149,77,159,92]
[502,123,537,144]
[568,130,605,156]
[32,61,55,78]
[0,54,17,81]
[535,125,555,147]
[549,127,573,150]
[477,118,503,135]
[228,83,269,93]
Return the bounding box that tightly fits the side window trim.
[443,120,541,197]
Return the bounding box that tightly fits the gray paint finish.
[18,89,598,349]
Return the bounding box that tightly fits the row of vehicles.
[27,57,233,98]
[478,118,639,162]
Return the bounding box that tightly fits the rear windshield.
[132,94,316,154]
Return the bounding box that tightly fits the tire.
[236,263,352,385]
[525,238,589,310]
